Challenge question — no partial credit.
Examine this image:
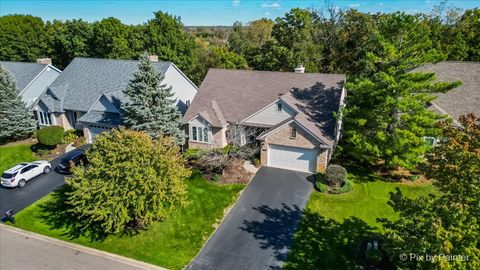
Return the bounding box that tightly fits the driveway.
[187,166,315,270]
[0,145,89,220]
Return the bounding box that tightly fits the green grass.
[12,173,244,270]
[0,143,36,172]
[284,168,438,270]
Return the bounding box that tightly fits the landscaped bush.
[196,151,230,174]
[37,126,64,146]
[183,148,204,161]
[315,178,329,193]
[325,164,348,188]
[316,165,352,194]
[62,129,79,144]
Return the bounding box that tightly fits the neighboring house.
[416,61,480,126]
[416,61,480,144]
[0,59,61,108]
[34,57,198,143]
[183,68,346,173]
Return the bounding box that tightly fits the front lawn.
[0,143,36,172]
[284,168,438,270]
[12,172,244,270]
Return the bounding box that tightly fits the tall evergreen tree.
[122,53,185,144]
[0,65,36,143]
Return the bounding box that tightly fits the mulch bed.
[218,158,254,184]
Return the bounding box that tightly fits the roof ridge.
[207,68,346,77]
[73,57,173,65]
[211,99,227,126]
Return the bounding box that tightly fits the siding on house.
[163,65,198,114]
[241,100,296,127]
[21,67,60,107]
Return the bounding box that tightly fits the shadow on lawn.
[38,186,109,242]
[240,203,384,270]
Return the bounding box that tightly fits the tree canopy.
[380,114,480,269]
[66,128,190,234]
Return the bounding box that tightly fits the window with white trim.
[190,125,209,143]
[38,111,53,125]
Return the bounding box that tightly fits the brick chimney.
[148,55,159,62]
[37,58,52,65]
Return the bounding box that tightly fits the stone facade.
[260,122,330,172]
[53,113,74,130]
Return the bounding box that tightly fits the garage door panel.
[268,144,317,172]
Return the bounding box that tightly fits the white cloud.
[232,0,240,7]
[378,2,384,6]
[348,3,361,8]
[265,12,270,16]
[261,2,280,8]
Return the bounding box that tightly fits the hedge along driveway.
[12,172,244,270]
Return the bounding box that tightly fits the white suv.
[1,161,52,188]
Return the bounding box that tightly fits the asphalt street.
[186,166,314,270]
[0,224,165,270]
[0,145,89,220]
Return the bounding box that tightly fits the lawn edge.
[184,181,248,267]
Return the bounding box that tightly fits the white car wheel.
[43,166,51,174]
[18,179,26,188]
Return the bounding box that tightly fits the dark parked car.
[56,149,88,174]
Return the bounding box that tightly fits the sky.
[1,0,479,26]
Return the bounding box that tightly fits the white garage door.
[88,125,112,143]
[268,144,317,172]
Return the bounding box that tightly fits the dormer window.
[277,102,283,112]
[290,127,297,139]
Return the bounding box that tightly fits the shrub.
[211,174,222,182]
[66,129,190,234]
[222,144,239,155]
[62,130,79,144]
[196,151,230,174]
[252,158,260,167]
[315,180,329,193]
[325,164,347,187]
[37,126,64,146]
[184,148,204,161]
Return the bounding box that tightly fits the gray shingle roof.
[415,61,480,122]
[78,110,122,125]
[42,57,172,112]
[184,68,345,146]
[0,61,48,92]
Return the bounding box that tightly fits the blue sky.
[1,0,479,25]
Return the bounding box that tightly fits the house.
[183,68,346,173]
[416,61,480,127]
[34,57,198,143]
[0,58,61,108]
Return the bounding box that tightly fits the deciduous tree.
[66,128,190,234]
[380,114,480,269]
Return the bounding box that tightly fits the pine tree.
[0,65,36,142]
[122,53,185,144]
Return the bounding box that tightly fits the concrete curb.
[0,224,168,270]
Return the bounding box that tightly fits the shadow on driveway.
[187,167,314,270]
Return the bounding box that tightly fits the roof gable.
[0,61,54,92]
[45,57,172,112]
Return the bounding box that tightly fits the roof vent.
[37,58,52,65]
[294,64,305,73]
[148,55,159,62]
